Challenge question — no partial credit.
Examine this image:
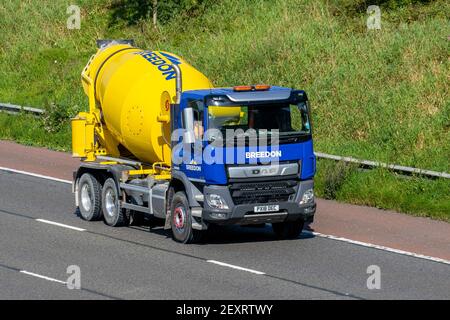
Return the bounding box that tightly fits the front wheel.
[170,191,202,244]
[272,220,304,240]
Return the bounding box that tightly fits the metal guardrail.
[315,152,450,179]
[1,102,448,179]
[0,103,44,115]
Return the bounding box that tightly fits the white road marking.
[36,219,85,232]
[0,166,71,184]
[304,231,450,266]
[1,166,449,266]
[20,270,67,285]
[207,260,266,275]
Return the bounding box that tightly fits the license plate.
[254,205,279,213]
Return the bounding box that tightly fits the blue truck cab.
[168,84,317,242]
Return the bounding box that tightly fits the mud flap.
[164,208,172,230]
[191,207,207,230]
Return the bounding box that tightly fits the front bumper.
[202,179,316,225]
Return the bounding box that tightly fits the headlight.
[300,189,314,205]
[206,194,229,210]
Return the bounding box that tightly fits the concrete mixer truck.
[71,40,316,243]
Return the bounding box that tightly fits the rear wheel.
[102,178,128,227]
[77,173,102,221]
[272,220,304,240]
[170,191,202,244]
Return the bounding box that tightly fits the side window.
[290,102,311,134]
[188,99,204,140]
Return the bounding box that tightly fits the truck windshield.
[207,102,311,143]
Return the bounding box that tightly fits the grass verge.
[0,0,448,220]
[315,159,450,221]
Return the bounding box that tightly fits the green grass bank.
[0,0,448,220]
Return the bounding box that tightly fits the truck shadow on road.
[134,224,316,245]
[74,209,316,244]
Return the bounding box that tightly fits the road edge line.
[0,166,71,184]
[2,166,449,266]
[305,231,450,266]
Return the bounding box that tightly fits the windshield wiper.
[265,131,309,138]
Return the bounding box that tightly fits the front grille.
[230,180,297,205]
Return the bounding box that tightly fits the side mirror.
[182,107,195,144]
[298,101,308,113]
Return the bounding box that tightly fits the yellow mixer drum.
[81,43,213,164]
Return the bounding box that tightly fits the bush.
[42,102,71,133]
[321,161,357,200]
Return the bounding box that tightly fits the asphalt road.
[2,140,449,262]
[0,170,449,300]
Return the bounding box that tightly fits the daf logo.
[250,167,278,176]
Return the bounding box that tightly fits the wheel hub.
[80,183,92,212]
[173,207,186,231]
[105,188,117,217]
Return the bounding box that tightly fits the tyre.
[170,191,202,244]
[272,220,304,240]
[101,178,129,227]
[77,173,102,221]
